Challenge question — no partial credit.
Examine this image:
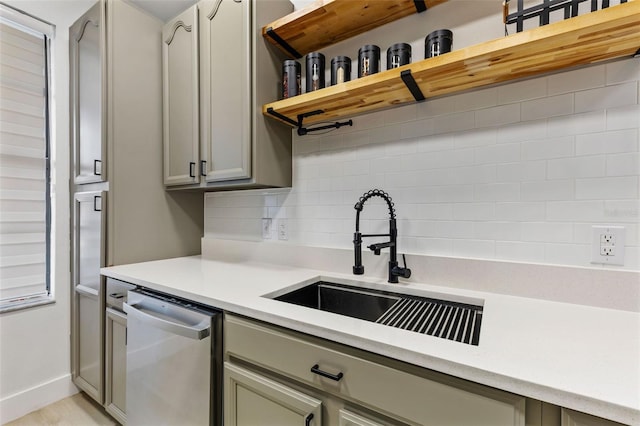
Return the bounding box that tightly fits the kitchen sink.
[271,281,484,346]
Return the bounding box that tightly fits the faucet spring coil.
[354,189,396,219]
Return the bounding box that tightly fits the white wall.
[0,1,94,423]
[205,1,639,272]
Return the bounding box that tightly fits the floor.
[5,393,117,426]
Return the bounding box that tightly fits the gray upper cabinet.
[70,1,106,184]
[200,0,251,182]
[163,0,293,191]
[162,5,200,186]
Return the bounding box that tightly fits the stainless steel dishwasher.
[123,288,222,426]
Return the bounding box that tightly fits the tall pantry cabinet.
[69,0,203,417]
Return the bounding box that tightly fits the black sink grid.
[274,281,483,346]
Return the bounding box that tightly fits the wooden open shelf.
[263,1,640,130]
[262,0,448,58]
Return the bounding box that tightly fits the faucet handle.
[399,254,412,279]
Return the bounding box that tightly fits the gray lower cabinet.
[163,0,293,191]
[224,315,527,426]
[561,409,626,426]
[73,286,103,402]
[224,363,322,426]
[105,308,126,425]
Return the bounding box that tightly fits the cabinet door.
[72,191,106,291]
[162,5,200,186]
[339,409,386,426]
[200,0,251,182]
[225,363,322,426]
[561,409,625,426]
[105,308,127,425]
[73,285,103,403]
[71,191,106,404]
[70,2,106,184]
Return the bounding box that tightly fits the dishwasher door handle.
[124,301,211,340]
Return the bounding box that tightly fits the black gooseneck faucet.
[353,189,411,283]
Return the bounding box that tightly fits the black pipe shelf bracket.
[265,27,302,59]
[413,0,428,13]
[400,69,426,102]
[266,107,353,136]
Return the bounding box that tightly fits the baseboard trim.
[0,374,79,424]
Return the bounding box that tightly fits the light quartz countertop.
[102,252,640,425]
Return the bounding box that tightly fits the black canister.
[386,43,411,70]
[282,60,301,99]
[306,52,325,92]
[425,29,453,58]
[330,56,351,85]
[358,44,380,78]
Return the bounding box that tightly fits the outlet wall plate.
[591,225,625,266]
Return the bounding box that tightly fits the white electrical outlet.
[262,218,272,240]
[278,219,288,240]
[591,226,625,266]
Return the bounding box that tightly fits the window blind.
[0,5,53,308]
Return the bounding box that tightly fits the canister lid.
[425,29,453,41]
[359,44,380,54]
[331,55,351,64]
[283,59,300,67]
[306,52,325,60]
[387,43,412,53]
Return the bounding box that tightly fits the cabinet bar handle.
[305,413,314,426]
[93,159,102,176]
[200,160,206,177]
[93,195,102,212]
[189,162,196,178]
[310,364,343,381]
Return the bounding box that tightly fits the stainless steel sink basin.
[274,281,401,322]
[271,281,483,346]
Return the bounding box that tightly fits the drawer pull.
[305,413,314,426]
[310,364,343,382]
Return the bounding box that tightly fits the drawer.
[225,315,525,426]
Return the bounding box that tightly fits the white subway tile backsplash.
[496,161,547,182]
[475,104,521,128]
[521,180,574,201]
[547,200,606,222]
[522,136,574,161]
[521,222,573,243]
[604,200,640,223]
[497,78,547,105]
[474,222,522,241]
[495,202,546,221]
[547,110,606,137]
[606,59,640,86]
[606,105,640,131]
[606,152,640,177]
[475,143,520,165]
[575,82,638,114]
[497,120,547,144]
[454,128,497,148]
[452,239,495,259]
[452,87,498,112]
[205,64,639,271]
[495,241,546,262]
[521,94,573,121]
[434,111,476,134]
[547,155,606,180]
[575,176,639,200]
[453,203,495,221]
[576,129,639,156]
[474,183,520,201]
[547,65,605,95]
